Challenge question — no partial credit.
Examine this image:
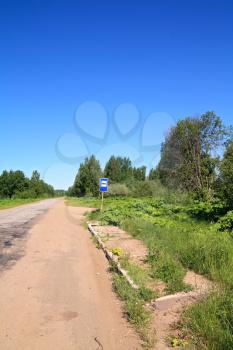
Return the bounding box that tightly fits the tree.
[148,168,158,180]
[219,140,233,208]
[104,156,122,183]
[0,170,12,198]
[0,170,28,198]
[120,157,133,181]
[72,156,102,197]
[29,170,54,198]
[0,169,54,199]
[31,170,40,182]
[67,186,75,197]
[133,166,146,181]
[104,156,133,183]
[29,170,42,197]
[54,189,67,197]
[157,112,227,199]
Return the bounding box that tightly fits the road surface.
[0,200,141,350]
[0,199,58,270]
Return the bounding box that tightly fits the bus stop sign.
[100,178,109,192]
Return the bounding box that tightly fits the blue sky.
[1,0,233,189]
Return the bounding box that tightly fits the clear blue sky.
[1,0,233,189]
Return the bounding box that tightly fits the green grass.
[0,198,42,210]
[68,195,233,349]
[65,196,100,208]
[119,254,158,301]
[112,272,154,347]
[122,219,233,289]
[123,219,192,293]
[113,272,151,327]
[182,290,233,350]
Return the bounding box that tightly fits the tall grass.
[123,219,191,293]
[112,272,154,346]
[119,255,158,301]
[123,219,233,288]
[182,290,233,350]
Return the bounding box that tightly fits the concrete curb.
[88,223,139,290]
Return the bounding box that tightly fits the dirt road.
[0,200,141,350]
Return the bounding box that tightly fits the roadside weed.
[113,273,154,347]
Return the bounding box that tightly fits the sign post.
[99,178,109,212]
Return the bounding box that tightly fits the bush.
[143,180,189,205]
[107,183,129,196]
[187,201,227,221]
[14,189,37,199]
[218,211,233,232]
[132,181,153,197]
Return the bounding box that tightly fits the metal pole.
[100,192,104,212]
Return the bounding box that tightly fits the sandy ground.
[0,200,141,350]
[94,225,148,267]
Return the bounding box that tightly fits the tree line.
[68,111,233,209]
[0,170,55,199]
[68,155,147,197]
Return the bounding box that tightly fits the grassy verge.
[122,220,191,294]
[0,198,42,210]
[112,271,154,347]
[65,196,100,208]
[119,254,158,301]
[68,196,233,348]
[181,289,233,350]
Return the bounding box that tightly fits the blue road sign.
[100,178,109,192]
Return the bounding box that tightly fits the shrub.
[186,201,227,221]
[145,180,189,205]
[218,211,233,232]
[132,181,153,197]
[107,183,129,196]
[14,189,37,199]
